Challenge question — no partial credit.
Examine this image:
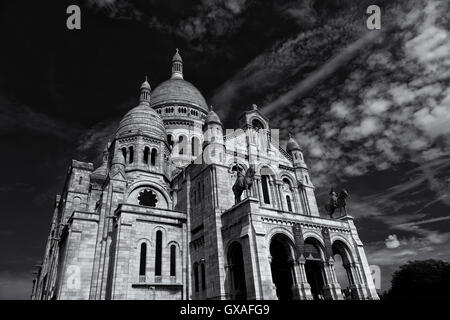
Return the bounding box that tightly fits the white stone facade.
[31,51,379,300]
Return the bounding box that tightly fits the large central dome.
[149,49,208,113]
[150,78,208,112]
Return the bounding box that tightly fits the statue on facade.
[232,166,256,203]
[325,187,349,218]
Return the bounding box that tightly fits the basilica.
[31,50,379,300]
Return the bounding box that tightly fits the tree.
[385,259,450,300]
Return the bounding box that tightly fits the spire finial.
[209,105,213,111]
[139,76,151,104]
[252,104,258,110]
[171,48,184,79]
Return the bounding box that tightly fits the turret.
[139,76,151,105]
[110,144,126,179]
[171,48,183,79]
[286,134,311,186]
[286,133,319,216]
[202,106,225,165]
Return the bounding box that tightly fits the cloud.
[76,120,118,157]
[404,1,450,69]
[0,90,81,140]
[86,0,253,42]
[262,29,384,116]
[367,231,450,267]
[385,234,400,249]
[413,88,450,139]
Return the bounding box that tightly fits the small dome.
[150,79,208,112]
[116,104,166,139]
[140,79,151,90]
[206,110,222,125]
[172,48,182,62]
[286,135,302,152]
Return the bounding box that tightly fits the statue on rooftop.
[232,166,256,204]
[325,187,349,218]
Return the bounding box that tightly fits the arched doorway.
[270,234,295,300]
[332,240,355,299]
[227,242,247,300]
[304,237,326,300]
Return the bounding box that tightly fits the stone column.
[268,179,274,207]
[292,255,313,300]
[321,259,343,300]
[292,187,302,214]
[258,178,265,205]
[255,176,262,203]
[276,181,284,211]
[267,255,278,299]
[346,262,368,299]
[299,188,309,215]
[138,136,145,170]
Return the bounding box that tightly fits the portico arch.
[332,240,357,299]
[303,237,326,300]
[270,233,296,300]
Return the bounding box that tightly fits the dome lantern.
[139,76,151,105]
[171,48,183,79]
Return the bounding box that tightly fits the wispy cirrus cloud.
[0,90,81,140]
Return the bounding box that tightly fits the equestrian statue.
[232,166,256,204]
[325,187,349,218]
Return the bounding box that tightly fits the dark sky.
[0,0,449,299]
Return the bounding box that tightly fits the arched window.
[155,231,162,277]
[178,136,186,155]
[261,175,270,204]
[252,119,264,131]
[194,263,199,292]
[139,243,147,277]
[78,176,82,184]
[122,147,127,162]
[201,263,206,291]
[304,175,309,184]
[129,146,134,163]
[143,147,150,164]
[151,148,157,166]
[282,178,292,188]
[286,195,292,212]
[168,134,174,149]
[191,137,200,156]
[170,245,176,277]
